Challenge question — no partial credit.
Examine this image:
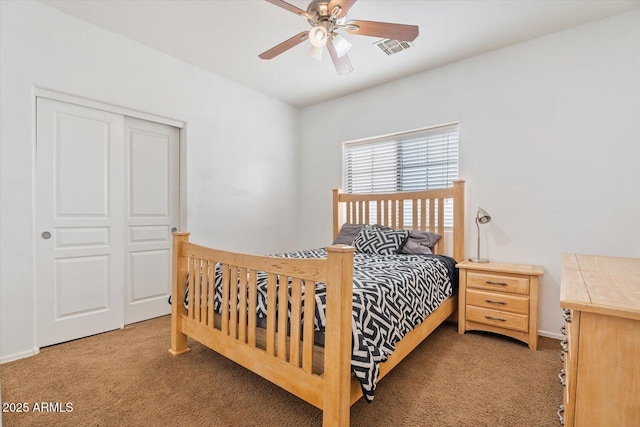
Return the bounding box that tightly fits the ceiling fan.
[259,0,419,75]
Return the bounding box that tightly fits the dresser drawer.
[466,306,528,332]
[467,289,529,315]
[467,271,529,295]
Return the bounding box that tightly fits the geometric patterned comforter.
[187,249,457,402]
[272,249,457,402]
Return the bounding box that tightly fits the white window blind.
[343,123,459,226]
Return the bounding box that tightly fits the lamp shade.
[476,207,491,224]
[309,26,328,48]
[308,45,324,61]
[332,33,352,57]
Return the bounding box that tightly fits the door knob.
[41,231,52,239]
[171,227,177,233]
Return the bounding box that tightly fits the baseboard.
[0,347,39,364]
[443,321,563,341]
[538,330,563,341]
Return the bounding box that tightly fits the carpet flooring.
[0,316,562,426]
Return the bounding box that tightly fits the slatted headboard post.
[332,180,465,261]
[452,179,465,262]
[332,188,341,241]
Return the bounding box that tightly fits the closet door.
[36,98,125,347]
[123,117,179,324]
[36,98,181,347]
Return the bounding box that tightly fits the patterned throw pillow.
[353,225,410,255]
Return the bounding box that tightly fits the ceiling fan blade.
[345,20,419,42]
[327,0,357,18]
[259,31,309,60]
[265,0,315,20]
[327,40,353,75]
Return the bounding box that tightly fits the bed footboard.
[169,232,355,426]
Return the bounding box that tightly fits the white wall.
[298,10,640,338]
[2,2,638,363]
[0,1,299,362]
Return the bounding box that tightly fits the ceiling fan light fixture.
[261,1,420,75]
[308,44,324,61]
[309,25,328,48]
[332,33,352,57]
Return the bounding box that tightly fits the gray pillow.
[400,231,441,255]
[332,223,366,245]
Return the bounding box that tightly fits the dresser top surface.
[560,254,640,320]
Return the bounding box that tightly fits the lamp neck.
[476,218,481,260]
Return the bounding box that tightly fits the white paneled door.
[123,117,179,324]
[36,98,179,347]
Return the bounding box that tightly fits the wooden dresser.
[456,260,544,350]
[558,254,640,426]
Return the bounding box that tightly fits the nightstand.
[456,260,544,350]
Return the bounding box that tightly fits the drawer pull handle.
[562,308,572,323]
[560,339,568,352]
[486,280,507,286]
[558,369,566,386]
[561,325,566,335]
[557,404,565,425]
[559,350,566,363]
[484,299,506,305]
[485,315,506,322]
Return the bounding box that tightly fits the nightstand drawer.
[467,271,529,295]
[466,306,528,332]
[467,289,529,315]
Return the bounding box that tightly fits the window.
[343,122,459,226]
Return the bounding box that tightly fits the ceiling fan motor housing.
[306,0,343,29]
[307,0,331,17]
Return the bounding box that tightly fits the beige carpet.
[1,316,562,426]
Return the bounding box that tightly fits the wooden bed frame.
[170,180,464,426]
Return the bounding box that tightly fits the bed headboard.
[332,180,465,262]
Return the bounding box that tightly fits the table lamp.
[469,207,491,263]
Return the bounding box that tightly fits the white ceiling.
[40,0,640,108]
